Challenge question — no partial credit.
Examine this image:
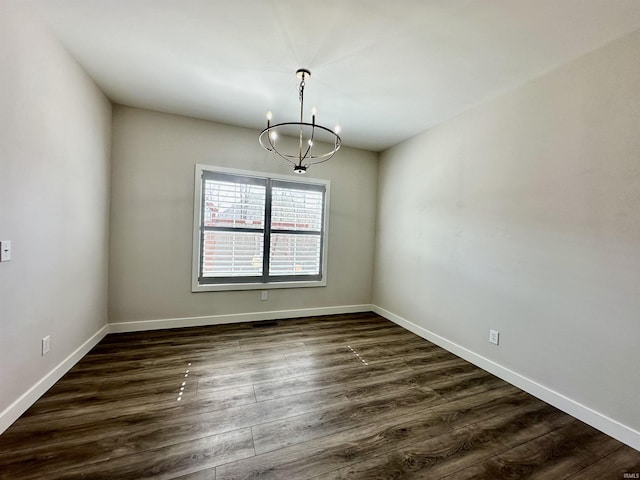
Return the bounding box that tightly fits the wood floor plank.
[172,469,217,480]
[283,340,454,371]
[252,385,443,454]
[566,445,640,480]
[312,401,571,480]
[14,375,200,427]
[52,427,253,480]
[1,312,637,480]
[445,421,603,480]
[0,363,431,475]
[252,362,417,402]
[215,385,541,480]
[0,385,258,460]
[0,381,340,470]
[300,329,419,349]
[197,356,409,394]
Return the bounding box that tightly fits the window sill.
[191,278,326,292]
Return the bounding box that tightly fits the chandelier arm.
[300,143,313,166]
[265,128,284,159]
[260,128,307,161]
[272,150,297,167]
[307,149,339,165]
[305,126,341,163]
[309,122,316,146]
[306,144,342,163]
[306,140,341,165]
[299,123,317,166]
[271,147,298,165]
[266,127,276,151]
[260,127,297,166]
[261,120,274,152]
[274,152,299,165]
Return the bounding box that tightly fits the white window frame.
[192,164,330,292]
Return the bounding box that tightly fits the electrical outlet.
[261,290,268,301]
[489,329,499,345]
[0,240,11,262]
[42,336,50,356]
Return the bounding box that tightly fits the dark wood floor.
[1,312,638,479]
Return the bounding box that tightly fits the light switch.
[0,240,10,262]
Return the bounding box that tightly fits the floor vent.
[252,321,279,328]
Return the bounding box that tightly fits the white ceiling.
[30,0,640,152]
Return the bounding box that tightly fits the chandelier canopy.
[259,69,342,174]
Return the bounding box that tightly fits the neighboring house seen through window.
[192,165,329,291]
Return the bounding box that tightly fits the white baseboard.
[1,305,371,434]
[372,305,640,451]
[0,324,109,435]
[109,304,373,333]
[12,304,636,452]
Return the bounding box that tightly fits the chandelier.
[259,69,341,174]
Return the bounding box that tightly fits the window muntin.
[193,166,329,291]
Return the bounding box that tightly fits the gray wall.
[0,2,111,421]
[374,29,640,432]
[109,106,377,324]
[2,0,638,446]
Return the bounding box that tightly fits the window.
[192,165,329,291]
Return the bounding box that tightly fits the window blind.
[197,171,326,286]
[269,183,324,277]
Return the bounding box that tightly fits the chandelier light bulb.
[266,111,272,121]
[311,106,317,116]
[335,125,341,134]
[270,131,278,141]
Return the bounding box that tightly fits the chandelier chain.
[299,75,305,103]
